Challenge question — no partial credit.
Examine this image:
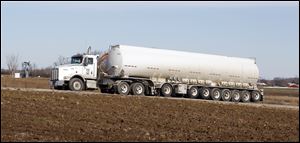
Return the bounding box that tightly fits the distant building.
[14,73,20,78]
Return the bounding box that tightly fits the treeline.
[259,77,299,87]
[1,67,52,78]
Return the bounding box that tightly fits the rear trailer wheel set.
[103,81,262,103]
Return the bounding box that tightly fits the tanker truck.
[50,45,263,102]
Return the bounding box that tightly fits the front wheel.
[69,78,85,91]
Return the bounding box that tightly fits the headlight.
[63,76,70,79]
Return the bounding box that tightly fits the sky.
[1,1,299,79]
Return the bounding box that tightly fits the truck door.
[83,57,96,79]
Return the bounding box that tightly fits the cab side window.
[88,58,93,65]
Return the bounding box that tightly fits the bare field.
[1,89,299,142]
[1,75,299,141]
[263,87,299,97]
[1,75,299,106]
[1,75,50,89]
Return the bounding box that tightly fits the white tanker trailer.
[50,44,263,103]
[98,45,263,102]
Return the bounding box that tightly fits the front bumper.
[50,80,65,87]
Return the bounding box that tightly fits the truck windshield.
[71,57,83,64]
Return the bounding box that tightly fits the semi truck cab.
[50,54,99,90]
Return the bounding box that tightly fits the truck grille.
[51,68,59,80]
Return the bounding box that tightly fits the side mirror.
[83,58,88,66]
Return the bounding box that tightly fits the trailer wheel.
[241,90,251,102]
[221,89,231,101]
[200,87,211,100]
[161,84,173,97]
[117,82,130,95]
[211,88,221,101]
[69,78,85,91]
[131,82,145,96]
[251,90,261,102]
[188,86,199,99]
[231,90,241,102]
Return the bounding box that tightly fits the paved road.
[1,87,298,110]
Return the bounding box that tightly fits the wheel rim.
[135,84,143,94]
[224,91,230,100]
[191,88,198,96]
[120,83,128,93]
[243,92,250,101]
[73,81,81,90]
[253,92,260,100]
[233,92,240,100]
[213,90,220,99]
[203,89,209,97]
[164,86,171,95]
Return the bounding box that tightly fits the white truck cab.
[50,54,99,90]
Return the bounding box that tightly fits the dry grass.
[1,75,50,89]
[263,87,299,97]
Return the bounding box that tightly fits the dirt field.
[263,87,299,97]
[1,88,299,142]
[1,75,299,106]
[1,75,50,89]
[1,75,299,141]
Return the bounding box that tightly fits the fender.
[70,75,86,83]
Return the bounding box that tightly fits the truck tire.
[221,89,231,101]
[200,87,211,100]
[117,82,130,95]
[211,88,221,101]
[161,84,173,97]
[69,78,85,91]
[188,86,199,99]
[241,90,251,102]
[251,90,261,102]
[231,90,241,102]
[131,82,145,95]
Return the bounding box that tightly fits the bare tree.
[53,55,69,66]
[29,63,37,77]
[6,54,19,76]
[90,50,103,55]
